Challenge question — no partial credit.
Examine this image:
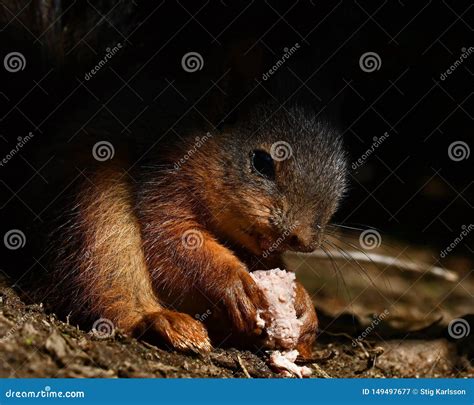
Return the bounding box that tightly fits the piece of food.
[250,268,301,349]
[250,268,312,378]
[269,350,312,378]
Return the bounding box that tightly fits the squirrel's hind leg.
[56,165,211,353]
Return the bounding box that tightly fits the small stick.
[304,250,458,281]
[311,363,332,378]
[324,331,371,358]
[237,354,251,378]
[296,350,336,365]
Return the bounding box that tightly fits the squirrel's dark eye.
[251,150,275,180]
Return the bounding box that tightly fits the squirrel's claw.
[136,310,212,354]
[222,269,269,336]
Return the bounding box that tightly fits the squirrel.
[50,102,347,358]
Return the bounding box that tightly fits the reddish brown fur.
[54,142,316,355]
[54,162,211,352]
[52,103,348,356]
[136,133,317,354]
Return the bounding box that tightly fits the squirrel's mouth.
[258,234,285,253]
[240,224,318,255]
[239,227,286,255]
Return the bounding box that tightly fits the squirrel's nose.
[287,232,316,253]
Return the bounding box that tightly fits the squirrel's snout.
[286,229,318,253]
[286,234,314,252]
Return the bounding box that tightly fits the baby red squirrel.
[51,103,347,357]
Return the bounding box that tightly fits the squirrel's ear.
[205,38,265,126]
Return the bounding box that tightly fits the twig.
[296,350,336,365]
[324,331,371,358]
[324,331,355,340]
[237,354,251,378]
[427,352,442,377]
[306,250,458,281]
[311,363,332,378]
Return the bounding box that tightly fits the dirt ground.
[0,273,472,379]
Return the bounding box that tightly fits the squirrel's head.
[194,104,347,257]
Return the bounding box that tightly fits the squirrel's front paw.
[136,310,212,353]
[222,269,269,336]
[294,282,318,358]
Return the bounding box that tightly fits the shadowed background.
[0,0,472,376]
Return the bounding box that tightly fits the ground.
[0,273,471,378]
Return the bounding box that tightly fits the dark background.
[0,0,472,284]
